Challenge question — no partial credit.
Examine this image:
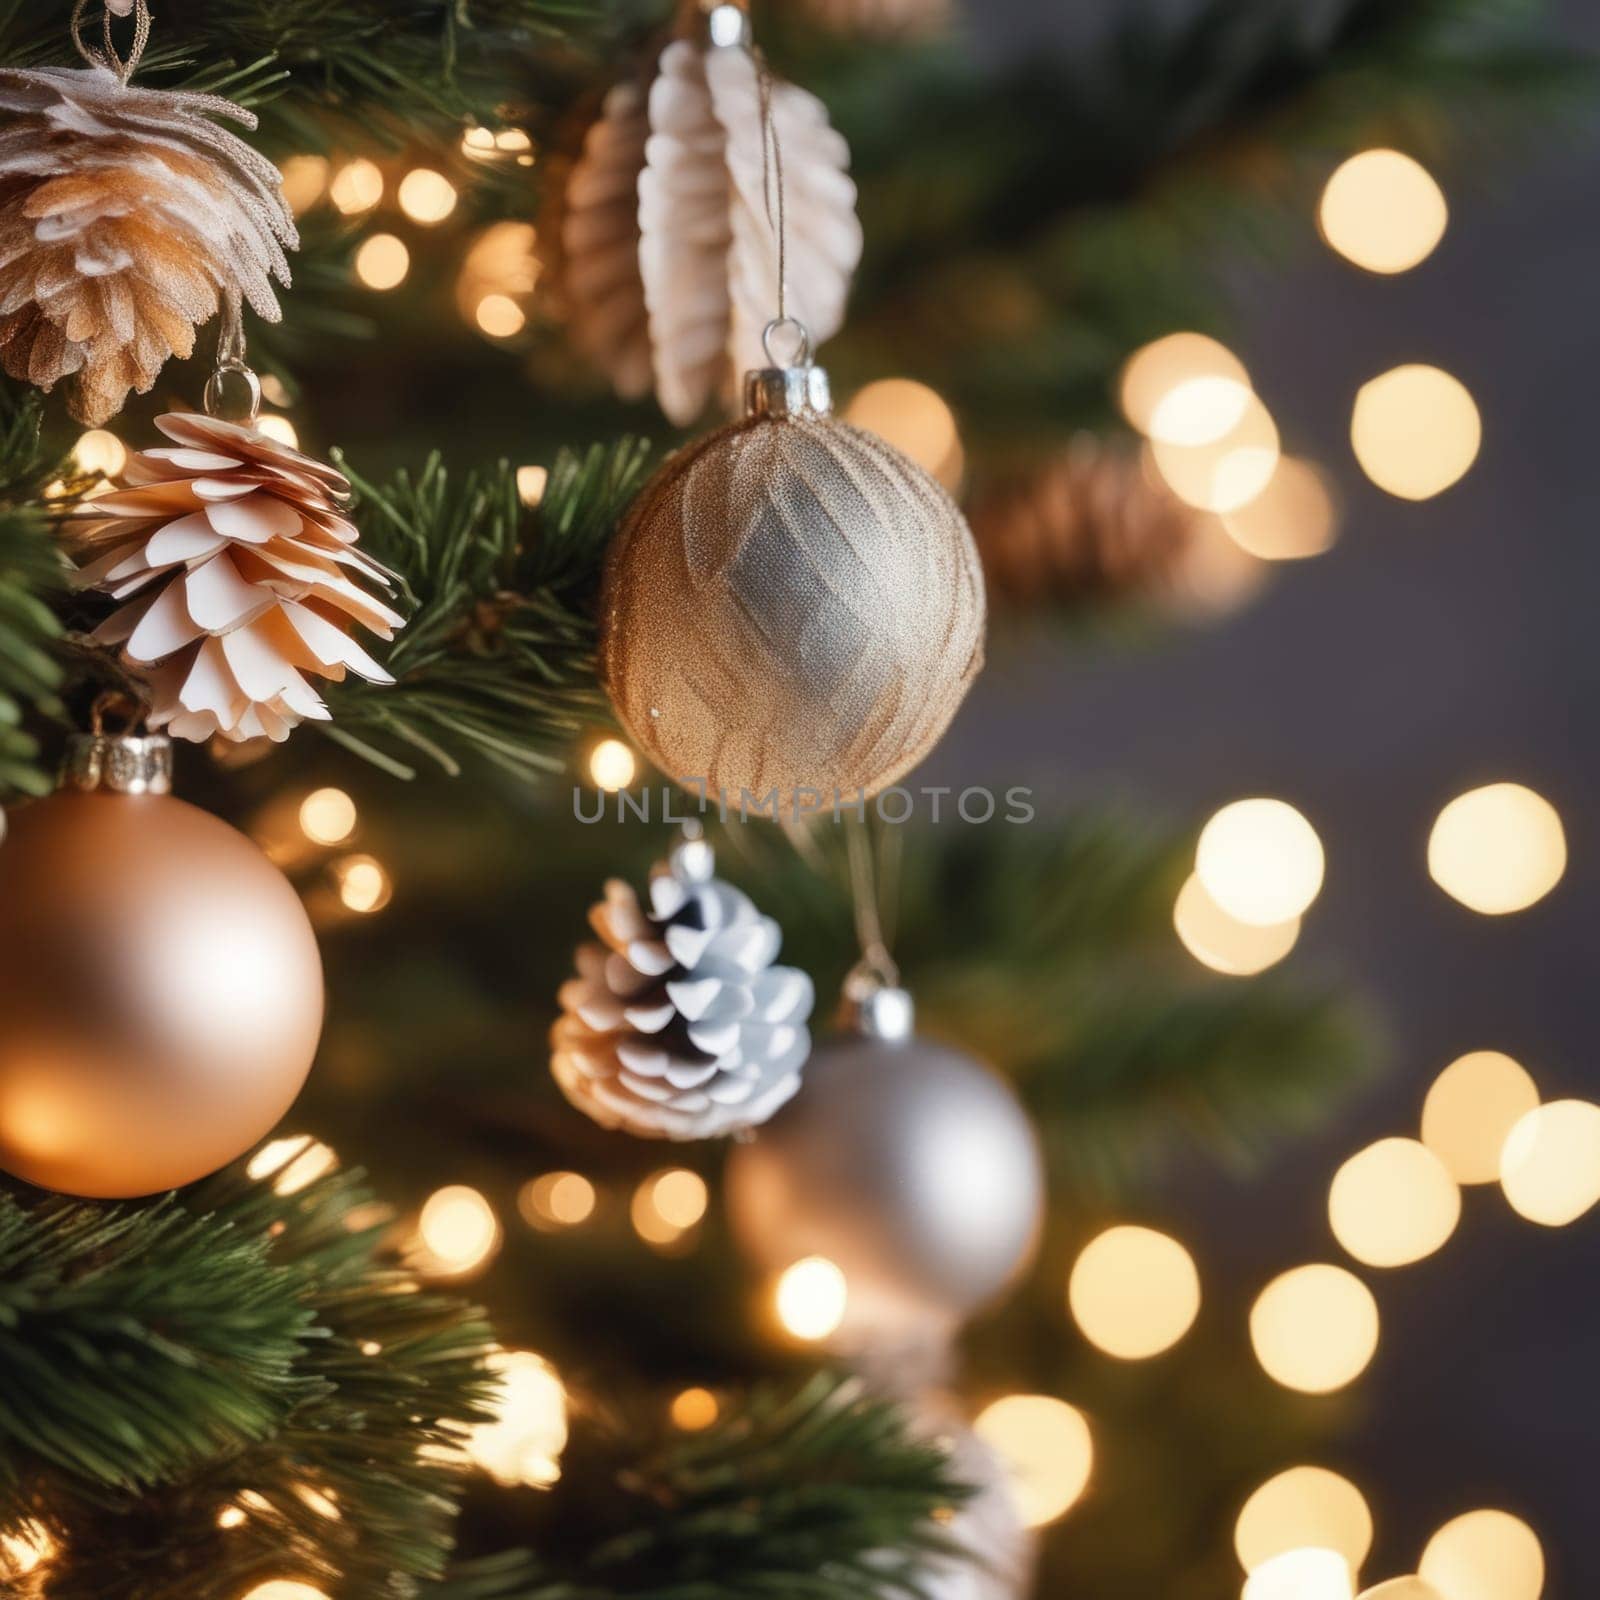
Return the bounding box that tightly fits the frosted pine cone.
[66,412,403,743]
[552,835,814,1140]
[0,63,295,425]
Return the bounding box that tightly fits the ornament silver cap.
[63,731,173,796]
[745,317,832,419]
[701,1,752,48]
[840,976,915,1043]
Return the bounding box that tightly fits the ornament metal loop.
[840,965,914,1043]
[762,316,812,370]
[204,359,262,425]
[64,730,173,796]
[696,0,751,47]
[70,0,151,84]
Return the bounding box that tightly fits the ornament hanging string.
[71,0,150,85]
[204,292,262,424]
[845,817,902,994]
[756,55,813,368]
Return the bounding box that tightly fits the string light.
[516,465,549,507]
[466,1351,568,1487]
[1359,1581,1447,1600]
[279,154,330,215]
[1500,1100,1600,1226]
[1149,374,1253,447]
[1351,365,1480,500]
[294,1485,341,1521]
[775,1256,848,1341]
[398,168,458,224]
[1419,1510,1544,1600]
[72,428,126,477]
[256,415,299,449]
[1327,1138,1460,1268]
[632,1168,708,1248]
[1249,1265,1379,1394]
[241,1585,331,1600]
[1221,457,1339,561]
[475,294,526,338]
[334,854,393,914]
[1421,1052,1539,1184]
[299,787,357,846]
[589,738,636,792]
[0,1522,55,1578]
[247,1135,337,1196]
[1427,783,1566,915]
[461,126,498,158]
[671,1387,720,1431]
[416,1185,502,1276]
[1174,872,1300,976]
[1242,1549,1355,1600]
[972,1395,1093,1529]
[1235,1467,1373,1580]
[519,1171,597,1230]
[329,158,383,215]
[1196,799,1325,927]
[216,1504,248,1530]
[1319,150,1447,275]
[1068,1225,1201,1359]
[1120,333,1251,437]
[1150,391,1280,514]
[843,379,964,489]
[355,233,410,291]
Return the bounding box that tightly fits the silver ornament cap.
[63,731,173,796]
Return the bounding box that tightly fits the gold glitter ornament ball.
[0,735,324,1198]
[600,361,985,810]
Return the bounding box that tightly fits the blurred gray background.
[929,0,1600,1588]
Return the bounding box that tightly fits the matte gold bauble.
[600,358,985,810]
[0,733,324,1197]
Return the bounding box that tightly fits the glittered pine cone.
[969,436,1209,613]
[552,835,814,1141]
[66,412,403,743]
[0,63,295,425]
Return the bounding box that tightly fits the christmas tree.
[0,2,1587,1598]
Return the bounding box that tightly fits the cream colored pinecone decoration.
[552,833,814,1140]
[968,436,1212,614]
[561,14,862,425]
[66,411,403,743]
[0,61,295,425]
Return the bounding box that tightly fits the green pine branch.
[321,437,651,784]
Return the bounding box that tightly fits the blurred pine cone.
[969,436,1219,615]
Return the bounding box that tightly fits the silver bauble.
[599,359,985,811]
[725,987,1043,1338]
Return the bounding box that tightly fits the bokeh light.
[671,1387,720,1431]
[1250,1265,1379,1394]
[1151,391,1280,513]
[844,378,964,490]
[589,738,636,792]
[1120,333,1251,436]
[248,1135,337,1196]
[299,787,357,846]
[1359,1581,1447,1600]
[1500,1100,1600,1226]
[1351,365,1480,500]
[1419,1510,1544,1600]
[73,428,126,477]
[1236,1467,1373,1579]
[334,853,393,914]
[1196,799,1326,927]
[1319,150,1448,274]
[467,1350,568,1487]
[973,1395,1093,1529]
[398,167,458,224]
[1149,375,1253,447]
[1421,1052,1540,1185]
[519,1171,597,1230]
[256,415,299,449]
[775,1256,848,1341]
[457,223,540,334]
[417,1185,501,1276]
[355,233,410,290]
[1427,783,1566,915]
[1068,1225,1201,1359]
[241,1585,330,1600]
[476,294,526,338]
[516,465,549,507]
[0,1521,55,1578]
[1174,872,1300,976]
[1243,1549,1355,1600]
[1222,457,1339,561]
[329,157,383,214]
[1327,1138,1461,1268]
[279,154,330,215]
[632,1168,708,1248]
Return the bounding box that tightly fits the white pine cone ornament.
[66,412,403,743]
[552,834,814,1140]
[561,6,862,425]
[0,32,295,425]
